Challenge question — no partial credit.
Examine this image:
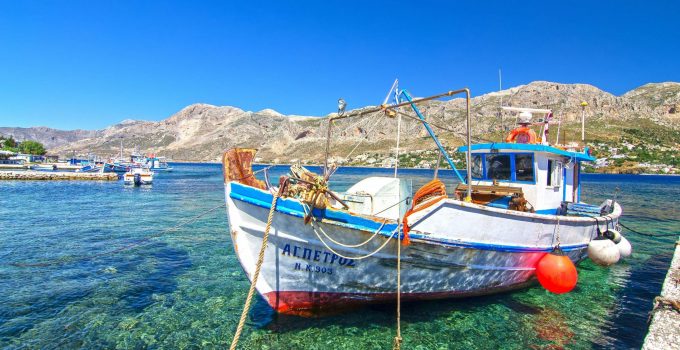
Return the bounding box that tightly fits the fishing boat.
[145,156,173,171]
[30,164,57,171]
[101,162,130,174]
[222,86,628,317]
[123,166,154,186]
[76,162,99,173]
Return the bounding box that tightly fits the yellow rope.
[302,203,400,260]
[230,189,281,350]
[393,223,403,350]
[302,203,389,249]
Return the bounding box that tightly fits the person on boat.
[505,111,537,144]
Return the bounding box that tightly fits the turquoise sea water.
[1,164,678,349]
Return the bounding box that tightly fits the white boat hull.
[123,170,154,185]
[225,182,621,316]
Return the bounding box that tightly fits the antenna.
[498,68,504,131]
[499,68,502,93]
[580,101,588,144]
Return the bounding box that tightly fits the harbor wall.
[0,171,119,181]
[642,238,680,349]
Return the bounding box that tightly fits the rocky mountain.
[0,127,99,149]
[6,81,680,169]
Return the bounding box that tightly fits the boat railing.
[323,87,474,201]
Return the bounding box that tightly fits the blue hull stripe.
[228,182,587,253]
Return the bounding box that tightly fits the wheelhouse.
[458,143,595,214]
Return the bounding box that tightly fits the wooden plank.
[455,184,523,196]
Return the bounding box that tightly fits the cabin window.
[515,154,535,182]
[485,154,511,181]
[547,159,563,187]
[470,152,535,183]
[471,155,483,179]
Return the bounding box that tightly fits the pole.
[394,113,401,178]
[323,118,332,178]
[433,151,442,179]
[465,88,472,202]
[499,68,503,131]
[580,101,588,144]
[330,89,467,122]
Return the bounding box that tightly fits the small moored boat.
[146,156,173,171]
[30,164,57,171]
[123,167,154,186]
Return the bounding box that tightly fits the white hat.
[518,111,532,124]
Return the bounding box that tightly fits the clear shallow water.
[0,164,678,349]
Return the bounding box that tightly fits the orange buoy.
[535,249,578,294]
[505,126,537,144]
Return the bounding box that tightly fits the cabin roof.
[458,143,596,162]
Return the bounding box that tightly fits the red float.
[535,250,578,294]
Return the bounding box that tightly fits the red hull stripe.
[264,285,531,317]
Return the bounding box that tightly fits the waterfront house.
[0,150,24,165]
[12,153,45,163]
[45,154,59,162]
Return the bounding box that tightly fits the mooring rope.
[393,221,403,350]
[9,203,227,268]
[618,222,678,238]
[230,188,281,350]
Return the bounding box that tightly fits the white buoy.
[616,235,633,258]
[588,237,621,266]
[604,229,622,243]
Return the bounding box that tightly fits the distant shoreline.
[167,161,678,176]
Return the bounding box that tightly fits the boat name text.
[281,243,356,267]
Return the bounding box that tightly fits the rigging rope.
[618,222,678,238]
[9,203,226,268]
[393,109,497,143]
[302,204,401,260]
[344,111,389,160]
[230,188,282,350]
[302,203,389,248]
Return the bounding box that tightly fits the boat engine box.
[342,177,411,220]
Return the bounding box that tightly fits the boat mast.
[464,89,472,201]
[380,79,400,177]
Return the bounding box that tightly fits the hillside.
[3,81,679,173]
[0,127,100,149]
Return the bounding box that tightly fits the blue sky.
[0,1,678,130]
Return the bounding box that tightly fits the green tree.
[3,136,17,149]
[18,140,46,155]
